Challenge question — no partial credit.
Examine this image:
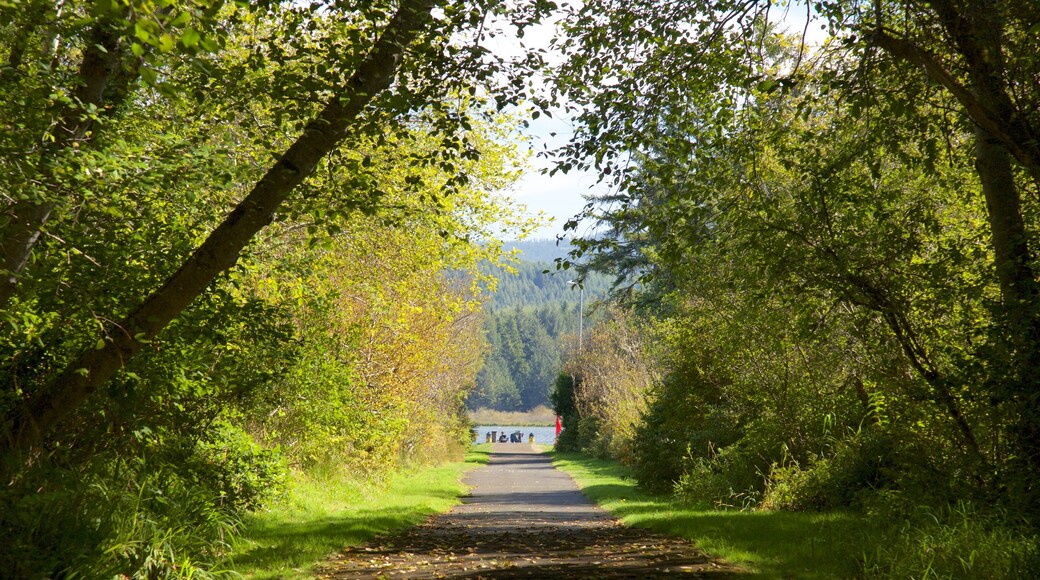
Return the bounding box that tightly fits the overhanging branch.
[6,0,439,454]
[870,27,1040,186]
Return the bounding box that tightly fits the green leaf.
[159,33,176,53]
[182,28,201,48]
[171,11,191,26]
[134,20,156,45]
[755,79,779,94]
[199,37,220,52]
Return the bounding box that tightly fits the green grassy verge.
[551,451,873,579]
[468,442,492,463]
[227,447,489,579]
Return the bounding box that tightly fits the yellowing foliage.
[235,108,537,474]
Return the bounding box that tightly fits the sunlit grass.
[227,448,487,579]
[551,451,872,579]
[469,405,556,426]
[468,443,492,464]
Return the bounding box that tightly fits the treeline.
[551,1,1040,577]
[0,1,543,576]
[470,302,574,410]
[503,238,572,264]
[484,258,612,310]
[468,260,610,411]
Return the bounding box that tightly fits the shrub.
[761,430,894,511]
[192,423,289,512]
[85,467,240,580]
[671,427,895,511]
[0,456,239,579]
[551,373,583,452]
[673,444,764,509]
[631,365,742,493]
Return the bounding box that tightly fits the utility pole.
[569,280,584,350]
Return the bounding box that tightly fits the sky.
[480,4,598,241]
[489,1,830,240]
[501,110,604,241]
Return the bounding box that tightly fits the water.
[474,425,558,445]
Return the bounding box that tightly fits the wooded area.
[550,0,1040,575]
[2,0,1040,577]
[0,0,544,575]
[468,255,610,410]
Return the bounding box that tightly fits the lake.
[474,425,558,445]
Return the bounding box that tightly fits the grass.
[227,447,489,579]
[551,451,874,579]
[468,442,492,463]
[468,405,555,426]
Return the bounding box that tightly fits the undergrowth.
[552,450,1040,579]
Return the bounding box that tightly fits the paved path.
[320,444,734,578]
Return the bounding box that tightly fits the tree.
[855,0,1040,490]
[515,309,558,408]
[555,306,654,463]
[552,0,1040,510]
[1,0,552,455]
[1,2,537,571]
[5,0,438,453]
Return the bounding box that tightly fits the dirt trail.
[320,444,736,578]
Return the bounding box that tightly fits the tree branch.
[869,26,1040,186]
[7,0,439,454]
[0,20,123,310]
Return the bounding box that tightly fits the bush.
[632,369,742,494]
[0,456,239,579]
[192,423,289,512]
[673,443,764,509]
[85,467,241,580]
[551,373,583,452]
[554,415,598,454]
[761,430,894,511]
[0,424,288,578]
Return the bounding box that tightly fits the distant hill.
[483,259,611,310]
[503,238,576,264]
[468,245,612,413]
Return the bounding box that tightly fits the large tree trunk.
[871,3,1040,188]
[873,0,1040,497]
[975,128,1037,358]
[957,0,1040,485]
[4,0,438,454]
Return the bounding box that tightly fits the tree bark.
[953,0,1040,478]
[6,0,438,453]
[870,29,1040,188]
[874,0,1040,488]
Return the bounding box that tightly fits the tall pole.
[569,280,584,351]
[564,280,584,445]
[578,284,584,350]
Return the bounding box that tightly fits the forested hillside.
[484,256,612,310]
[468,259,610,411]
[503,238,572,264]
